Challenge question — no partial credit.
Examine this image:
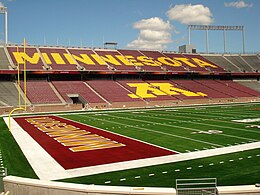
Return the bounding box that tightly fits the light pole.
[188,25,245,53]
[0,6,8,45]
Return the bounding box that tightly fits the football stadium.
[0,1,260,195]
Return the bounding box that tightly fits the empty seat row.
[202,54,260,72]
[1,45,260,73]
[5,46,225,73]
[1,79,259,106]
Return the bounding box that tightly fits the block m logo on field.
[127,83,207,99]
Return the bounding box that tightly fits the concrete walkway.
[4,117,260,181]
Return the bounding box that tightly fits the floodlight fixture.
[104,42,118,49]
[188,25,245,53]
[0,6,8,44]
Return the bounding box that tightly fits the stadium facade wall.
[3,176,260,195]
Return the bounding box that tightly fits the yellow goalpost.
[8,38,27,130]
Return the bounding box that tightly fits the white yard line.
[105,113,258,142]
[3,117,260,181]
[80,114,223,147]
[56,115,179,154]
[157,111,260,132]
[177,110,260,119]
[200,110,260,115]
[137,111,260,134]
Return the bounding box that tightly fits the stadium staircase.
[48,82,67,104]
[215,80,260,97]
[115,80,148,103]
[202,54,241,72]
[0,47,11,70]
[235,80,260,92]
[224,55,253,72]
[20,81,61,104]
[35,47,50,70]
[0,82,29,106]
[194,80,234,98]
[240,54,260,72]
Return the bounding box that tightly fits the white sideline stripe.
[4,117,260,181]
[4,117,66,180]
[55,102,260,117]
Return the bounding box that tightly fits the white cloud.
[133,17,171,31]
[224,1,253,8]
[166,4,214,25]
[127,17,173,50]
[0,2,4,7]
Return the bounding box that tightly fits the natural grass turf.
[0,117,38,179]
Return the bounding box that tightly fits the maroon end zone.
[14,115,176,170]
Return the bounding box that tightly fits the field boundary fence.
[176,178,217,195]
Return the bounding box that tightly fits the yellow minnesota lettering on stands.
[12,51,217,69]
[127,83,207,98]
[26,117,125,152]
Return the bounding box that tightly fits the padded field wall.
[3,176,260,195]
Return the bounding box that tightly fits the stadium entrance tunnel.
[68,94,86,107]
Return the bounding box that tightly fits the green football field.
[0,102,259,187]
[60,103,260,153]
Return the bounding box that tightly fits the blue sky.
[0,0,259,53]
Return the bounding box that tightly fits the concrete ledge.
[4,176,260,195]
[218,185,260,195]
[3,176,176,195]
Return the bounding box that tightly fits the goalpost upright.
[8,38,27,130]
